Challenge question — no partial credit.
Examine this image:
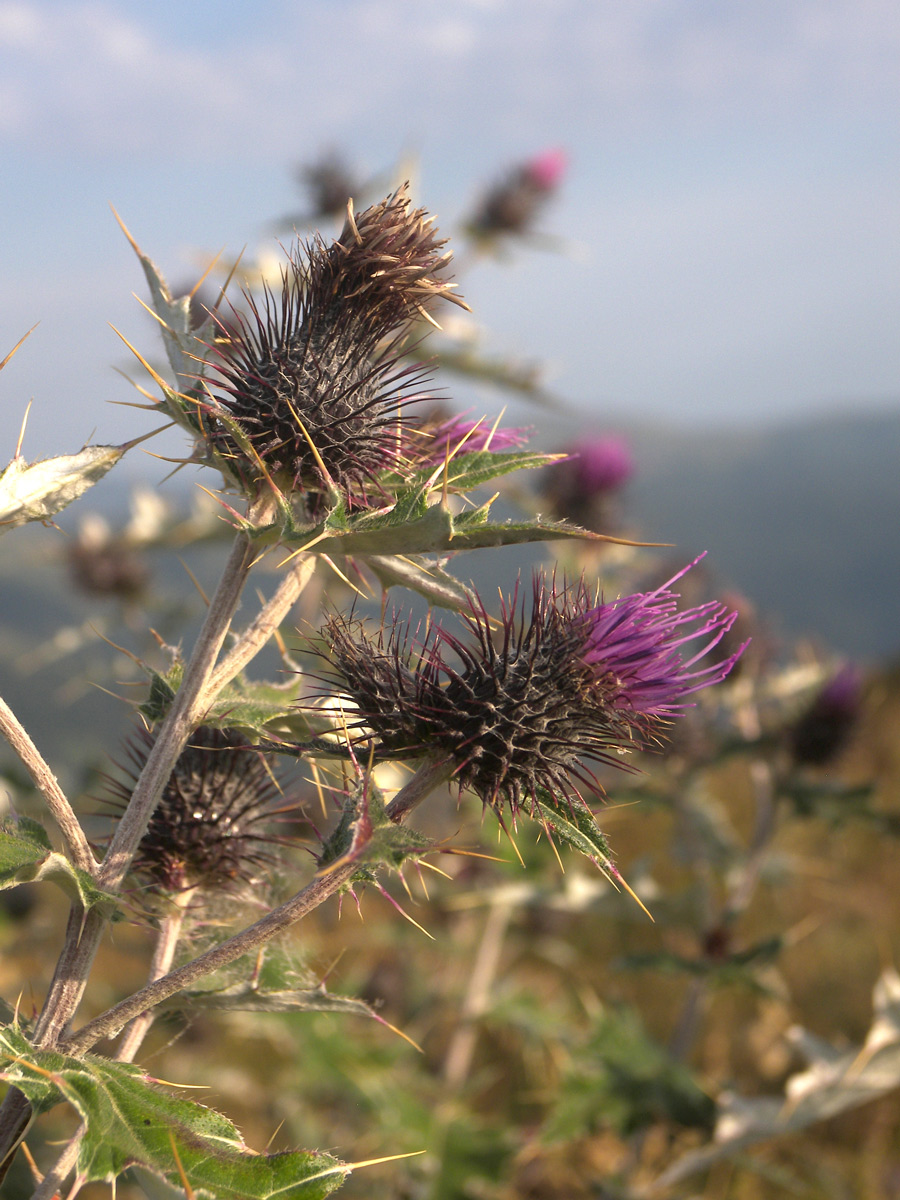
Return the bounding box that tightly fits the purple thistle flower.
[322,558,745,817]
[569,436,634,494]
[579,557,744,720]
[545,435,634,528]
[410,413,531,468]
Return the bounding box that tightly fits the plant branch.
[203,553,316,700]
[0,694,97,876]
[61,757,452,1057]
[32,892,197,1200]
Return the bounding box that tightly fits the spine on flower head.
[206,185,466,508]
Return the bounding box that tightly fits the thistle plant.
[0,166,891,1200]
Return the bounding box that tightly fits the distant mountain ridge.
[622,407,900,661]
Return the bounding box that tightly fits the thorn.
[13,398,32,459]
[1,324,39,374]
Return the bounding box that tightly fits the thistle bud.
[466,148,567,244]
[106,726,291,895]
[543,435,634,529]
[789,665,863,766]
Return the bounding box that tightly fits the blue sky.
[1,0,898,463]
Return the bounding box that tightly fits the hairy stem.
[203,554,316,700]
[0,695,97,875]
[115,889,196,1061]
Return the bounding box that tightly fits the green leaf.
[531,789,615,874]
[140,663,183,723]
[318,778,432,878]
[366,554,473,611]
[270,489,597,559]
[204,677,305,739]
[382,447,561,494]
[0,814,51,883]
[544,1006,714,1141]
[0,816,120,915]
[0,1025,348,1198]
[619,937,784,986]
[172,981,385,1020]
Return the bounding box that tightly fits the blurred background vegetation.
[2,152,899,1199]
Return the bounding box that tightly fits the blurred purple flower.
[545,435,634,528]
[570,436,634,494]
[524,147,568,190]
[413,414,530,468]
[466,147,567,242]
[790,664,863,766]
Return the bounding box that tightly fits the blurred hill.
[0,404,896,790]
[624,405,899,661]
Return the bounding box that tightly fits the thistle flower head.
[106,726,290,894]
[466,148,567,242]
[323,558,745,817]
[544,435,634,527]
[296,150,361,222]
[407,411,530,469]
[207,185,463,507]
[789,664,863,766]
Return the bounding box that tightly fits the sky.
[0,0,898,466]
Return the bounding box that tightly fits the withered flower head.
[322,559,745,817]
[208,185,463,508]
[107,726,289,894]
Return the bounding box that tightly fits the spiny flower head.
[322,558,745,817]
[207,185,464,508]
[544,435,634,528]
[106,726,291,894]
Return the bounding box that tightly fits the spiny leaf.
[0,1025,347,1198]
[171,981,386,1019]
[382,447,560,494]
[531,789,614,873]
[366,553,473,611]
[0,443,129,534]
[318,778,432,878]
[648,968,900,1192]
[203,677,305,739]
[0,816,120,915]
[140,663,184,722]
[255,489,601,559]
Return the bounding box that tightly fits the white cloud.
[0,0,897,160]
